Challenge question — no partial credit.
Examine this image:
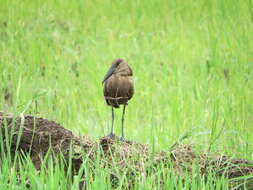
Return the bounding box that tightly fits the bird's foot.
[120,136,125,141]
[107,133,115,139]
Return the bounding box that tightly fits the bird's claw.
[107,133,115,139]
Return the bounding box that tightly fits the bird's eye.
[114,62,120,67]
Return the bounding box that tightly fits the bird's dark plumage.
[102,59,134,139]
[103,59,134,108]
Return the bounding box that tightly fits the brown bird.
[102,59,134,139]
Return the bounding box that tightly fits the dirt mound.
[0,112,253,189]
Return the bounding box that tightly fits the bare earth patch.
[0,112,252,189]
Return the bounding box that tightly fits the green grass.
[0,0,252,189]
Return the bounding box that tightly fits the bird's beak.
[102,65,116,84]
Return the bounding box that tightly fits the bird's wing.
[128,79,134,100]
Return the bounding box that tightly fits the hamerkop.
[102,59,134,139]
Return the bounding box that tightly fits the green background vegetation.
[0,0,252,188]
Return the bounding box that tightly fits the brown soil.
[0,112,252,189]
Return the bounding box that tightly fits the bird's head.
[102,58,125,84]
[112,58,124,67]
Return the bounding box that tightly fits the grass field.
[0,0,253,189]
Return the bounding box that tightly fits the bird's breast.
[104,75,133,97]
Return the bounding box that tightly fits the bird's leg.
[108,106,115,139]
[121,104,126,140]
